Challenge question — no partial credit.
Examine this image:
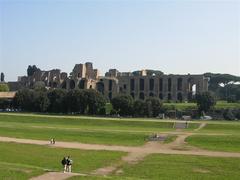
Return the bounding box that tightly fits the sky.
[0,0,239,81]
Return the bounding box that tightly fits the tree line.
[13,88,106,115]
[6,86,216,118]
[110,92,216,117]
[204,73,240,102]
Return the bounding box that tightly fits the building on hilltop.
[12,62,209,102]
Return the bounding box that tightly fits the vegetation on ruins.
[27,65,41,76]
[0,72,4,82]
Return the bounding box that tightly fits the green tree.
[0,83,9,92]
[111,95,133,116]
[13,89,34,111]
[65,90,82,113]
[47,89,67,113]
[0,99,10,109]
[204,73,240,100]
[27,65,40,76]
[144,97,162,117]
[196,92,216,113]
[133,99,145,117]
[32,90,49,112]
[83,89,106,115]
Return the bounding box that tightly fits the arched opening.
[109,80,113,91]
[61,81,66,89]
[140,79,144,91]
[149,79,154,91]
[168,93,172,100]
[177,92,183,102]
[130,92,135,99]
[187,78,196,101]
[159,78,163,91]
[139,92,144,100]
[78,79,85,89]
[70,80,75,89]
[108,92,112,100]
[130,79,135,91]
[192,84,196,95]
[149,92,154,97]
[168,78,172,91]
[159,93,163,100]
[177,78,182,91]
[96,82,104,94]
[52,82,58,88]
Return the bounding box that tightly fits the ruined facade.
[16,62,209,102]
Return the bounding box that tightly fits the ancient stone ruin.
[12,62,208,101]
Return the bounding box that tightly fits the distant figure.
[66,156,73,173]
[50,138,55,144]
[61,157,67,173]
[185,121,188,128]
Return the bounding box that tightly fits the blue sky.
[0,0,239,81]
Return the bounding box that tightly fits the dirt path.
[194,122,207,131]
[0,130,239,159]
[30,172,85,180]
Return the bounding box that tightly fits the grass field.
[70,154,240,180]
[186,123,240,152]
[115,154,240,180]
[0,114,198,146]
[0,141,125,179]
[0,162,43,180]
[197,123,240,134]
[1,112,240,179]
[186,135,240,152]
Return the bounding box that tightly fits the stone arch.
[188,77,196,101]
[149,78,154,91]
[159,93,163,100]
[96,82,104,94]
[69,80,75,89]
[52,82,58,88]
[149,92,154,97]
[130,92,135,99]
[168,78,172,91]
[78,79,85,89]
[139,92,145,100]
[177,78,183,91]
[177,92,183,102]
[61,81,67,89]
[168,93,172,100]
[108,92,112,100]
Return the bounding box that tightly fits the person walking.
[66,156,73,173]
[61,157,67,173]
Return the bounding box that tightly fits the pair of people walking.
[50,138,55,144]
[61,156,73,173]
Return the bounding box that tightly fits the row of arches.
[130,77,196,92]
[60,79,88,90]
